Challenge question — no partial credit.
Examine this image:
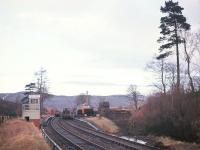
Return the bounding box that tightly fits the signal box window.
[31,99,38,104]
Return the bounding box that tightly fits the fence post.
[0,116,11,124]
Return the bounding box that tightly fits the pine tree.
[158,0,190,91]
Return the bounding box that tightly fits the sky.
[0,0,200,96]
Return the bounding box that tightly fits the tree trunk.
[161,59,166,95]
[175,22,180,92]
[184,39,195,93]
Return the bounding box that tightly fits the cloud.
[0,0,199,95]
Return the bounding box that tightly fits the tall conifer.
[158,0,190,91]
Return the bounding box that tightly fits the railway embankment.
[86,116,119,134]
[85,117,200,149]
[0,119,50,150]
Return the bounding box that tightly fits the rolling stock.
[76,104,95,117]
[62,108,74,120]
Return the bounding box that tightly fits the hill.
[0,93,130,111]
[44,95,130,111]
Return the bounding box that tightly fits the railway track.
[66,119,159,148]
[44,118,84,150]
[46,117,108,150]
[59,118,160,150]
[57,119,127,150]
[45,117,160,150]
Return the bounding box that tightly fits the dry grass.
[0,119,50,150]
[157,136,183,146]
[86,116,119,133]
[156,136,200,150]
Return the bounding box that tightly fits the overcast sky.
[0,0,200,95]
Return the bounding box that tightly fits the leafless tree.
[127,85,142,110]
[194,31,200,89]
[35,68,48,94]
[146,55,168,94]
[196,30,200,55]
[180,30,200,92]
[180,31,196,92]
[156,52,171,95]
[35,68,49,115]
[165,62,176,91]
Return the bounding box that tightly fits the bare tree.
[127,85,142,110]
[165,62,176,91]
[180,30,200,92]
[146,55,168,94]
[194,31,200,89]
[182,32,195,92]
[35,68,48,94]
[156,52,171,95]
[196,30,200,55]
[34,68,49,115]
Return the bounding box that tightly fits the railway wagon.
[76,104,95,117]
[62,108,74,120]
[55,111,61,117]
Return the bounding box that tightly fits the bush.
[131,92,200,142]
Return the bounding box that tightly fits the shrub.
[131,92,200,142]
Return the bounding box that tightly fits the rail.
[56,119,107,150]
[51,117,103,150]
[46,117,160,150]
[61,119,160,150]
[41,127,62,150]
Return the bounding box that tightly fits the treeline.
[132,91,200,142]
[0,100,21,117]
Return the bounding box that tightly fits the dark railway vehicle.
[55,111,61,117]
[62,108,74,120]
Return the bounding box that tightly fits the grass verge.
[86,116,119,133]
[155,136,200,150]
[0,119,50,150]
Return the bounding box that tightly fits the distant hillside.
[0,92,25,102]
[0,92,131,111]
[44,95,130,111]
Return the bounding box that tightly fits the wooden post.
[0,116,2,124]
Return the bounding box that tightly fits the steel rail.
[41,127,62,150]
[59,119,137,150]
[51,117,107,150]
[69,119,160,149]
[49,117,85,150]
[61,119,160,150]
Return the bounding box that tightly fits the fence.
[41,128,62,150]
[0,116,10,125]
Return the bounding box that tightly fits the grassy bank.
[0,119,50,150]
[155,136,200,150]
[86,116,119,133]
